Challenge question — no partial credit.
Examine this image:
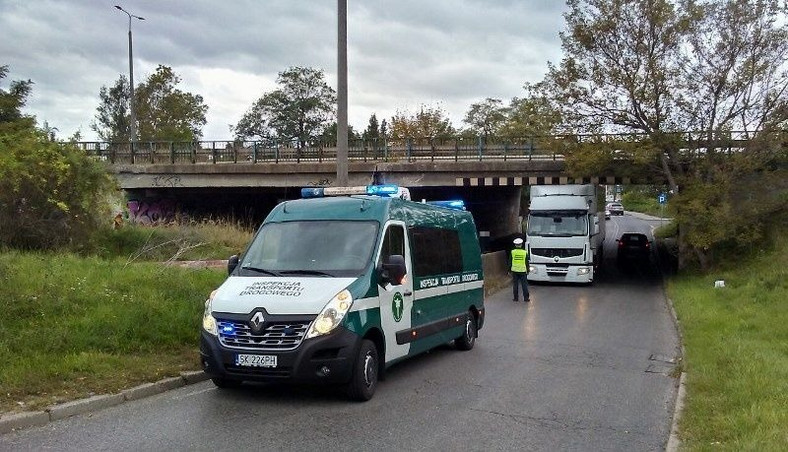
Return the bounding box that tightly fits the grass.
[0,251,227,413]
[0,221,252,414]
[89,221,254,262]
[667,234,788,450]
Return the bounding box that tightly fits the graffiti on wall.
[127,198,179,225]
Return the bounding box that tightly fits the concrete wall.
[482,250,509,297]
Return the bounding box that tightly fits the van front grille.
[217,320,311,351]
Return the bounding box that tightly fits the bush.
[0,127,115,251]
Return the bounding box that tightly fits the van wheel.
[212,377,242,389]
[455,311,477,351]
[346,339,378,401]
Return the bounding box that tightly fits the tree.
[363,113,381,141]
[0,64,34,132]
[1,65,115,250]
[93,65,208,142]
[91,75,130,142]
[389,104,455,139]
[545,0,788,269]
[463,98,507,138]
[502,83,564,137]
[134,65,208,141]
[320,122,359,143]
[234,67,336,147]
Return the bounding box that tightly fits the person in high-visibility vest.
[510,237,530,302]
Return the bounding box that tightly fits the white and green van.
[200,185,485,400]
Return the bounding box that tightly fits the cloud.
[1,0,566,140]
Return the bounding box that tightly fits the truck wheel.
[454,311,477,351]
[211,377,242,389]
[347,339,378,401]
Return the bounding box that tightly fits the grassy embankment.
[0,222,252,414]
[667,232,787,450]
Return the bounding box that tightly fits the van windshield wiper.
[241,266,280,276]
[278,269,333,277]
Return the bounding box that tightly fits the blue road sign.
[658,193,667,204]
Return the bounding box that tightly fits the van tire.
[211,377,242,389]
[454,311,477,351]
[346,339,378,401]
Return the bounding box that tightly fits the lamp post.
[336,0,348,186]
[114,5,144,145]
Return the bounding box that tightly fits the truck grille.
[531,248,583,258]
[217,319,311,351]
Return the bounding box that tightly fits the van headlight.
[306,289,353,339]
[202,290,218,336]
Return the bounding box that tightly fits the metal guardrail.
[72,131,781,165]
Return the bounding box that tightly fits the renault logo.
[249,311,265,333]
[553,255,560,263]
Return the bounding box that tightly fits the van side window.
[380,225,405,262]
[410,227,462,276]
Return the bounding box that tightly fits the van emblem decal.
[392,293,404,322]
[249,311,265,333]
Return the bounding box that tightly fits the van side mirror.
[227,255,239,275]
[379,254,406,286]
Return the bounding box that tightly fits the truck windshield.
[526,212,588,237]
[238,220,379,276]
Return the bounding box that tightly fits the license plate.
[236,354,277,368]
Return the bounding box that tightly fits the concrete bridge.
[79,131,763,243]
[94,140,643,243]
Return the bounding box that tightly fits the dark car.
[606,202,624,216]
[616,232,651,265]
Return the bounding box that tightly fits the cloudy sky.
[1,0,568,141]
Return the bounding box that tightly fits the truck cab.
[525,185,605,284]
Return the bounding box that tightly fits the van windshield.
[526,211,588,237]
[238,220,379,277]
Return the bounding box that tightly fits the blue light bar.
[426,200,466,210]
[301,187,325,198]
[301,184,409,199]
[366,184,399,196]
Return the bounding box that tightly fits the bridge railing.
[73,131,783,165]
[73,136,571,165]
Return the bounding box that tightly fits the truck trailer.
[525,184,605,284]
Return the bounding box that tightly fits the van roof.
[267,195,472,228]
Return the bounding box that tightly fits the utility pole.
[336,0,349,186]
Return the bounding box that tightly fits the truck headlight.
[529,265,538,274]
[202,290,218,336]
[306,289,353,339]
[577,267,590,276]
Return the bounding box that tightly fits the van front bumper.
[200,327,361,385]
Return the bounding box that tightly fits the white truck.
[525,184,605,284]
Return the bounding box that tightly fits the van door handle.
[403,291,413,297]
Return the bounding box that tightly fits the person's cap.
[513,238,524,245]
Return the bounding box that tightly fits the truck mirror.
[227,255,239,275]
[379,254,406,286]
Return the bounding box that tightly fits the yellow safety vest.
[511,248,528,273]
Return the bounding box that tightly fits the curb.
[663,289,688,452]
[666,372,688,452]
[0,371,210,435]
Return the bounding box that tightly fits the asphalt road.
[0,213,680,452]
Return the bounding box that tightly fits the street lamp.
[114,5,144,145]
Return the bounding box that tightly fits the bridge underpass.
[115,157,647,249]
